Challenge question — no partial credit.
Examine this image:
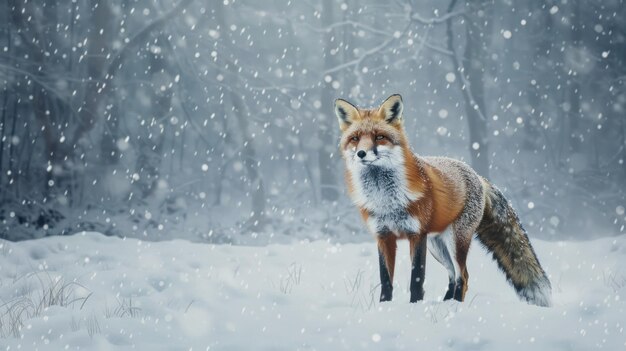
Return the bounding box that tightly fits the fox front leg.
[377,234,397,302]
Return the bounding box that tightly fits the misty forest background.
[0,0,624,243]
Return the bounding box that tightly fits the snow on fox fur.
[335,94,551,307]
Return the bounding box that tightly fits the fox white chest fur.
[345,146,421,236]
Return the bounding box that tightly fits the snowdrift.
[0,232,624,350]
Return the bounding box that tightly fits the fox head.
[335,94,408,168]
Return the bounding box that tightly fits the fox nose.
[357,150,366,159]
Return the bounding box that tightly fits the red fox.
[335,94,552,307]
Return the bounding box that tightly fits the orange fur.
[377,235,397,280]
[339,101,463,236]
[344,170,355,198]
[421,164,465,233]
[408,235,424,263]
[359,207,369,223]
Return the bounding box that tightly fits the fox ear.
[334,98,359,131]
[379,94,403,125]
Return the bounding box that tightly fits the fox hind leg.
[451,228,475,302]
[449,167,485,302]
[453,247,470,301]
[428,233,457,300]
[377,234,397,302]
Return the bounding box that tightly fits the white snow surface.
[1,232,625,350]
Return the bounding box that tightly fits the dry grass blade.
[0,272,92,338]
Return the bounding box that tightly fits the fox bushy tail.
[476,180,552,307]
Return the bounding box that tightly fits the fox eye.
[350,136,359,142]
[375,135,385,140]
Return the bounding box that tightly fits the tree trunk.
[0,4,11,192]
[214,1,267,228]
[522,1,551,150]
[446,0,492,177]
[231,93,267,229]
[72,0,113,144]
[136,41,172,199]
[622,115,626,179]
[319,0,340,201]
[567,0,583,154]
[463,0,492,177]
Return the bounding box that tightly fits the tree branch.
[105,0,194,79]
[411,10,465,25]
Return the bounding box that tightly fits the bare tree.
[135,38,174,200]
[318,0,340,202]
[446,0,492,177]
[214,1,267,229]
[565,0,583,154]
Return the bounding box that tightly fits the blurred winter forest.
[0,0,624,243]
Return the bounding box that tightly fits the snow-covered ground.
[0,232,625,350]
